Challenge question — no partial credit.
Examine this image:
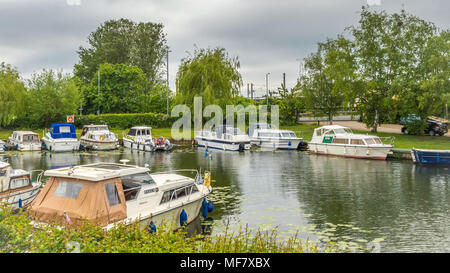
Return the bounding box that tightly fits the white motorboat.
[42,123,80,152]
[0,161,42,209]
[308,125,393,160]
[247,123,303,150]
[80,124,120,151]
[8,131,41,151]
[29,162,213,230]
[195,125,251,151]
[122,126,172,152]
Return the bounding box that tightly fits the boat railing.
[380,136,395,145]
[30,169,45,184]
[151,169,201,181]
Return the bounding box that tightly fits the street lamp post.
[166,49,171,116]
[97,69,100,115]
[265,73,270,105]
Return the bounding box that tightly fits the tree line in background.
[0,6,448,134]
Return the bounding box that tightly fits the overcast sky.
[0,0,448,96]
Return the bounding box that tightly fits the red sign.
[67,115,74,123]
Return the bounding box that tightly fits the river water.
[1,148,449,252]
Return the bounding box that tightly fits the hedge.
[74,113,177,129]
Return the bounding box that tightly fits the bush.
[74,113,177,129]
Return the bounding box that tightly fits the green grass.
[280,124,450,150]
[2,124,449,150]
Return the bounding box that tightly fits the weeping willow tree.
[0,62,27,128]
[175,47,242,110]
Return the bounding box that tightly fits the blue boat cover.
[413,149,450,165]
[50,123,77,139]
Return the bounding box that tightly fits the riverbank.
[1,124,449,150]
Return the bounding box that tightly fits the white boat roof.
[44,163,150,181]
[0,161,10,169]
[315,125,349,130]
[151,173,194,187]
[131,126,152,130]
[12,131,38,135]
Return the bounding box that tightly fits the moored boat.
[80,124,120,151]
[28,162,212,230]
[42,123,80,152]
[0,161,42,209]
[308,125,393,160]
[411,148,450,165]
[195,125,251,151]
[0,140,6,153]
[247,123,303,150]
[8,131,41,151]
[122,126,172,152]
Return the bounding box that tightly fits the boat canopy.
[50,123,77,139]
[29,176,127,226]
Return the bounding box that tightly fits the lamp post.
[166,49,171,115]
[265,73,270,105]
[97,69,100,115]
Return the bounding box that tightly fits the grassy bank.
[0,207,343,253]
[1,124,449,150]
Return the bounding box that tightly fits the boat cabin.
[312,125,383,146]
[0,161,33,195]
[127,126,152,138]
[49,123,77,139]
[10,131,40,144]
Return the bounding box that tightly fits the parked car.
[401,119,448,136]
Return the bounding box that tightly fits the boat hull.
[308,143,392,160]
[195,137,250,151]
[411,149,450,165]
[42,138,80,152]
[251,138,301,150]
[80,139,119,151]
[136,197,204,230]
[8,140,41,151]
[0,184,41,210]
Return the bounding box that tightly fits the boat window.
[332,138,348,144]
[350,139,364,145]
[289,133,297,137]
[333,128,350,134]
[54,181,83,199]
[365,138,376,145]
[176,187,187,199]
[146,129,151,135]
[122,180,141,201]
[10,178,30,190]
[160,190,174,204]
[374,138,382,144]
[137,130,141,136]
[59,126,72,133]
[316,130,322,136]
[281,132,291,137]
[23,134,38,142]
[128,129,136,136]
[121,172,155,185]
[190,185,199,194]
[105,183,121,206]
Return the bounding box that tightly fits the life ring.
[100,135,105,141]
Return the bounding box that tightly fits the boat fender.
[149,221,157,234]
[202,199,209,218]
[15,144,19,150]
[180,209,188,227]
[299,141,305,147]
[207,200,214,213]
[18,198,22,208]
[366,149,370,155]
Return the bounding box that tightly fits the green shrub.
[74,113,177,129]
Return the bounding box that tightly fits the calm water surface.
[1,148,449,252]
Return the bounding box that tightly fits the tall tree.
[175,47,242,109]
[74,18,167,89]
[26,69,80,128]
[299,36,357,124]
[349,6,437,132]
[0,62,27,128]
[82,63,147,114]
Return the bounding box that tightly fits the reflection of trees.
[6,152,43,172]
[293,155,450,250]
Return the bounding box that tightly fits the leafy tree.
[349,6,437,132]
[139,83,174,114]
[26,69,80,128]
[0,62,27,128]
[298,36,357,124]
[82,63,147,114]
[74,18,167,89]
[175,47,242,109]
[276,84,304,125]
